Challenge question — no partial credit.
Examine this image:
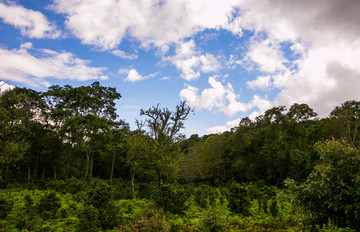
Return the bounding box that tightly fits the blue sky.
[1,0,360,137]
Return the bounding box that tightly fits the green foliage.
[194,184,222,208]
[36,192,61,219]
[297,139,360,230]
[197,208,228,232]
[65,177,84,194]
[131,214,169,232]
[2,81,360,231]
[228,182,251,215]
[316,219,355,232]
[0,197,12,219]
[77,204,100,232]
[77,182,120,231]
[154,184,188,214]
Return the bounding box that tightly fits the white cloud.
[51,0,240,50]
[246,75,271,90]
[112,50,138,60]
[122,68,158,82]
[0,43,107,86]
[0,1,60,39]
[200,54,220,73]
[223,14,243,36]
[234,0,360,118]
[207,118,240,134]
[205,95,272,134]
[244,38,287,73]
[125,69,144,82]
[0,81,15,93]
[180,76,250,117]
[166,40,220,80]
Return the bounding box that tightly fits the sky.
[1,0,360,137]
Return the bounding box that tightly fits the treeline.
[2,81,359,185]
[1,82,360,230]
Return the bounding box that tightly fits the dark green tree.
[140,101,191,186]
[295,139,360,230]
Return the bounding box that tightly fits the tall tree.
[44,82,122,181]
[326,100,360,147]
[140,101,191,185]
[0,87,44,182]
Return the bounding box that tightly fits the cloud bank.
[0,43,107,86]
[0,1,60,38]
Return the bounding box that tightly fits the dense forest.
[1,82,360,231]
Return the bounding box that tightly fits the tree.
[62,114,111,181]
[106,126,128,183]
[326,100,360,147]
[295,139,360,230]
[140,101,191,185]
[44,81,122,181]
[286,103,317,122]
[125,132,156,198]
[179,134,226,182]
[0,87,44,182]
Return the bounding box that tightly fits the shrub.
[154,184,188,214]
[79,183,120,230]
[193,184,221,209]
[132,214,169,232]
[198,208,228,232]
[228,182,251,216]
[36,192,61,219]
[66,177,84,194]
[0,197,12,219]
[297,139,360,230]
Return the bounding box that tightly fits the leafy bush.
[78,182,120,230]
[66,177,84,194]
[228,182,251,215]
[77,204,101,232]
[0,197,12,219]
[197,208,228,232]
[193,184,222,208]
[36,192,61,219]
[297,139,360,230]
[154,184,189,214]
[132,214,169,232]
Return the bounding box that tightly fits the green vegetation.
[1,82,360,231]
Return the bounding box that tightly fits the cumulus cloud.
[238,0,360,45]
[234,0,360,117]
[125,69,144,82]
[120,68,158,82]
[0,1,60,39]
[166,40,220,80]
[50,0,240,50]
[207,118,241,134]
[180,76,249,117]
[246,75,271,90]
[0,81,15,93]
[203,0,360,134]
[0,43,107,86]
[205,94,272,134]
[244,38,287,73]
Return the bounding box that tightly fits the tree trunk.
[66,146,73,181]
[53,166,57,180]
[84,152,89,181]
[41,168,46,181]
[110,151,116,183]
[34,149,39,180]
[89,154,93,182]
[5,165,9,183]
[131,170,135,199]
[27,166,31,182]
